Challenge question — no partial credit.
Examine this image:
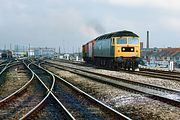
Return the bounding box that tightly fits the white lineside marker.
[76,56,79,61]
[169,61,174,71]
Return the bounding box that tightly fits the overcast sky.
[0,0,180,52]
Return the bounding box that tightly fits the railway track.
[0,61,65,119]
[23,63,130,119]
[0,62,28,100]
[132,69,180,81]
[28,93,75,120]
[0,60,9,66]
[51,59,180,81]
[43,61,180,107]
[0,61,73,120]
[30,61,131,119]
[0,64,7,75]
[0,77,47,119]
[4,59,176,119]
[0,62,48,119]
[23,59,32,66]
[21,64,75,120]
[19,63,56,119]
[0,60,66,119]
[0,61,11,74]
[29,64,54,90]
[140,67,180,74]
[52,73,130,119]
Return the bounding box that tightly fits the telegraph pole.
[59,46,61,54]
[4,44,6,50]
[17,45,18,52]
[147,31,150,49]
[29,44,30,57]
[10,44,12,50]
[78,47,80,58]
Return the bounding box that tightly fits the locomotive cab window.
[112,38,115,44]
[116,38,127,44]
[128,37,139,44]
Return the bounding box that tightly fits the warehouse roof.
[95,30,139,40]
[141,48,180,57]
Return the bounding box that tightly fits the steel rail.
[0,60,8,65]
[50,59,180,81]
[38,63,75,119]
[137,70,180,77]
[44,62,180,107]
[20,63,51,120]
[0,61,25,78]
[131,70,180,81]
[140,67,180,74]
[40,63,132,120]
[45,61,180,94]
[50,92,76,120]
[19,90,51,120]
[0,64,7,67]
[20,63,75,120]
[0,62,34,105]
[0,61,11,75]
[37,63,55,91]
[53,72,131,120]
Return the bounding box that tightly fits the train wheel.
[124,62,127,70]
[96,58,100,67]
[112,62,117,70]
[128,66,130,71]
[111,60,115,69]
[94,59,97,66]
[108,60,111,68]
[132,62,135,71]
[128,62,131,71]
[118,63,122,70]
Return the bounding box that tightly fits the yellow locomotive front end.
[113,36,140,70]
[114,36,140,58]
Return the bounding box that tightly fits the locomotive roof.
[95,30,139,40]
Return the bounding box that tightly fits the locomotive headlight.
[122,48,125,51]
[131,48,134,51]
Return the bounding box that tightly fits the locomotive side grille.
[121,47,134,52]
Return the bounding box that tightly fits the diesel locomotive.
[82,30,140,71]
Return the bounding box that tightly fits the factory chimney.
[147,31,149,49]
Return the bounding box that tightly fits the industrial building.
[141,48,180,68]
[1,50,13,59]
[34,47,55,58]
[6,47,56,59]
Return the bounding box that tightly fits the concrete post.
[76,56,79,61]
[169,61,174,71]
